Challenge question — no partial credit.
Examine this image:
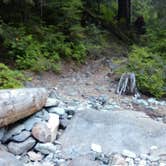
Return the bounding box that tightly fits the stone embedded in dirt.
[7,137,36,155]
[27,151,43,161]
[122,149,137,158]
[48,107,65,115]
[68,156,99,166]
[45,98,59,107]
[2,124,25,143]
[11,130,31,142]
[46,113,59,142]
[0,151,23,166]
[91,143,102,153]
[32,122,51,143]
[34,142,57,155]
[24,116,42,131]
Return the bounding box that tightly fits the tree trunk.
[0,88,48,127]
[117,0,131,27]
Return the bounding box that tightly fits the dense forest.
[0,0,165,98]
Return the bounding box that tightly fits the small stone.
[160,163,166,166]
[11,130,31,142]
[32,122,51,143]
[24,117,41,131]
[27,151,43,161]
[138,160,147,166]
[147,155,160,162]
[44,153,54,161]
[35,109,49,121]
[111,154,127,166]
[2,124,25,142]
[35,143,57,155]
[126,157,134,166]
[48,107,65,115]
[47,113,59,142]
[91,143,102,153]
[60,119,68,129]
[122,149,136,158]
[8,137,36,155]
[140,153,149,159]
[45,98,59,107]
[0,128,5,141]
[0,151,23,166]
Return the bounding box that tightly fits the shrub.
[128,46,165,98]
[0,63,25,89]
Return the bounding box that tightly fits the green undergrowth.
[0,63,25,89]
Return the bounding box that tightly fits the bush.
[128,46,165,98]
[0,63,25,89]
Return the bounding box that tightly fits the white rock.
[47,113,59,142]
[27,151,43,161]
[91,143,102,153]
[138,160,147,166]
[122,150,136,158]
[45,98,59,107]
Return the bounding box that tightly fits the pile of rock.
[0,96,75,166]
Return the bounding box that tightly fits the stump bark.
[0,88,48,127]
[116,72,139,96]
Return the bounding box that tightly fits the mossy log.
[0,88,48,127]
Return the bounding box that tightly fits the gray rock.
[122,149,136,158]
[59,110,166,157]
[111,154,127,166]
[45,98,59,107]
[8,137,36,155]
[48,107,65,115]
[0,128,5,141]
[32,122,51,143]
[0,151,23,166]
[68,156,99,166]
[35,109,49,121]
[35,143,57,155]
[11,130,31,142]
[2,124,25,142]
[24,117,42,131]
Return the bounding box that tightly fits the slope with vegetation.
[0,0,165,98]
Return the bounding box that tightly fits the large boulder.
[59,110,166,157]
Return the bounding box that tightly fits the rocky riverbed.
[0,58,166,166]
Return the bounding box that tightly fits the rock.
[0,151,23,166]
[122,149,136,158]
[34,143,57,155]
[0,144,8,151]
[32,122,51,143]
[8,137,36,155]
[138,160,147,166]
[0,128,5,141]
[91,143,102,153]
[48,107,65,115]
[11,130,31,142]
[24,117,41,131]
[147,155,160,162]
[2,124,25,142]
[35,109,49,121]
[111,154,127,166]
[45,98,59,107]
[47,113,59,142]
[27,151,43,161]
[68,156,99,166]
[60,119,68,129]
[132,99,148,106]
[59,110,166,157]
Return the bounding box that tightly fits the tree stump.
[116,72,139,96]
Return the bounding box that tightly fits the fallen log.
[0,88,48,127]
